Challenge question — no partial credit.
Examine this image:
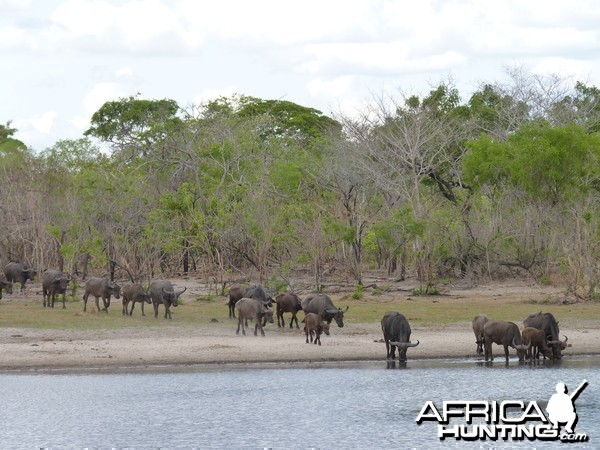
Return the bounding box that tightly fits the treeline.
[1,68,598,298]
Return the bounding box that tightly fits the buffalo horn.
[548,334,568,344]
[326,309,340,314]
[512,336,530,350]
[176,287,187,297]
[389,340,420,348]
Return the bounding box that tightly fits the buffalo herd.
[472,312,570,362]
[0,261,573,362]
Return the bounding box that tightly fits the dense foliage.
[1,72,599,298]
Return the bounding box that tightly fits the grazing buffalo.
[521,327,553,360]
[523,312,568,359]
[122,283,152,316]
[304,312,329,345]
[381,311,420,362]
[482,320,530,362]
[227,284,274,319]
[275,292,303,329]
[0,278,13,300]
[83,277,121,313]
[235,297,274,336]
[301,294,348,328]
[149,280,186,320]
[42,269,72,308]
[3,262,37,292]
[472,314,490,355]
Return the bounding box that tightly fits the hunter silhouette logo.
[546,380,588,435]
[416,379,589,443]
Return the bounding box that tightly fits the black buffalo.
[83,277,121,313]
[381,311,419,362]
[3,262,37,292]
[122,283,152,316]
[227,284,273,319]
[0,278,13,300]
[275,292,303,328]
[483,320,530,362]
[301,294,348,328]
[42,269,72,308]
[149,280,186,319]
[472,314,490,355]
[523,312,568,359]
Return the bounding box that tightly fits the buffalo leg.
[237,316,245,336]
[141,302,145,317]
[503,345,510,361]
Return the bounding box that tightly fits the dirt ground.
[0,279,598,372]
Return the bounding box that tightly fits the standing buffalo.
[521,327,553,360]
[523,312,568,359]
[42,269,72,308]
[381,311,419,362]
[301,294,348,328]
[149,280,186,319]
[3,262,37,292]
[482,320,530,362]
[0,278,13,300]
[122,283,152,316]
[235,297,274,336]
[304,312,330,345]
[227,284,273,319]
[83,277,121,313]
[472,314,490,355]
[275,292,303,328]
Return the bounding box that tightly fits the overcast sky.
[2,0,600,151]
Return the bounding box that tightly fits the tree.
[85,95,182,159]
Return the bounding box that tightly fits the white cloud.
[0,0,31,11]
[30,111,56,134]
[193,86,238,106]
[306,76,356,98]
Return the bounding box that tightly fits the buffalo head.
[325,306,349,327]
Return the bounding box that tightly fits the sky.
[2,0,600,151]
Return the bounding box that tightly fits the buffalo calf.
[304,312,330,345]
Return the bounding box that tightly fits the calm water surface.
[0,356,598,449]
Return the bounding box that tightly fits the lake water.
[0,356,598,449]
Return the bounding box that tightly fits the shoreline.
[1,323,598,374]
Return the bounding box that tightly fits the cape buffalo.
[235,297,274,336]
[83,277,121,313]
[472,314,490,355]
[523,312,568,359]
[3,262,37,292]
[42,269,72,308]
[304,312,329,345]
[301,294,348,327]
[227,284,273,319]
[521,326,553,360]
[0,278,13,300]
[149,280,186,319]
[483,320,530,362]
[122,283,152,316]
[381,311,419,362]
[275,292,303,328]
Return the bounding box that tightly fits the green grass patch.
[1,292,599,330]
